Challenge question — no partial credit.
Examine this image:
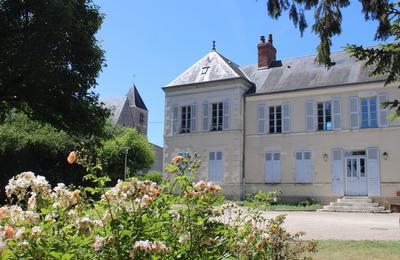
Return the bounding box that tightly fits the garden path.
[259,211,400,240]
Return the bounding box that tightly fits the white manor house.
[162,35,400,208]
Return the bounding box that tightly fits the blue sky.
[94,0,382,146]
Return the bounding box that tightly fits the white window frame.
[317,100,333,131]
[269,105,282,134]
[180,105,191,133]
[210,102,223,131]
[360,96,378,128]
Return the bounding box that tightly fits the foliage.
[141,171,164,185]
[98,127,155,183]
[243,190,282,209]
[0,111,85,201]
[0,0,110,137]
[0,152,317,259]
[264,0,400,114]
[297,197,317,207]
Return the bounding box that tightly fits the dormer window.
[201,65,210,75]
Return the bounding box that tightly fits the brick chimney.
[257,34,276,68]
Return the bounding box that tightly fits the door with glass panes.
[345,155,367,196]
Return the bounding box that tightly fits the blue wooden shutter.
[172,105,178,134]
[257,104,266,134]
[332,97,342,130]
[190,103,197,132]
[349,96,359,128]
[378,94,389,127]
[282,102,291,133]
[223,100,230,130]
[332,149,344,195]
[367,147,380,196]
[202,101,209,131]
[305,101,315,131]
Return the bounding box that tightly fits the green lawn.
[308,240,400,260]
[237,201,323,211]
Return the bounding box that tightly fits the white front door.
[345,156,367,195]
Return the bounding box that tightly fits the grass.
[308,240,400,260]
[233,200,323,211]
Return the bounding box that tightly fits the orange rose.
[5,226,14,237]
[0,208,5,219]
[67,151,77,164]
[171,155,183,163]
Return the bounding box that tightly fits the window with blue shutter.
[305,101,315,131]
[349,96,360,128]
[257,104,266,134]
[332,97,342,130]
[378,94,389,127]
[203,101,209,131]
[223,100,230,130]
[172,105,178,134]
[282,102,291,133]
[190,103,197,132]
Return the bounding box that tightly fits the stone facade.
[163,36,400,205]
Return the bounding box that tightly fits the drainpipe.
[241,91,247,200]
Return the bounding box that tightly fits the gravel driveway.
[260,211,400,240]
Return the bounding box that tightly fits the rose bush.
[0,152,316,259]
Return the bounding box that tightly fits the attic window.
[201,65,210,75]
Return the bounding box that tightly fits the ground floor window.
[208,151,223,182]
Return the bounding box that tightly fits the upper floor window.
[180,106,191,133]
[269,106,282,133]
[139,112,144,124]
[211,102,223,131]
[361,97,378,128]
[317,101,333,131]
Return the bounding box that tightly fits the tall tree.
[0,0,110,137]
[264,0,400,114]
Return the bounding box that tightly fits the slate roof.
[165,48,385,94]
[127,85,148,111]
[102,97,128,125]
[243,50,385,94]
[102,85,148,125]
[165,50,252,88]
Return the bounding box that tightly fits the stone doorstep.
[337,198,373,203]
[331,202,379,207]
[323,205,385,211]
[319,197,389,213]
[318,208,392,213]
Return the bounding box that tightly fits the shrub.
[0,152,317,259]
[141,171,164,185]
[98,127,155,183]
[0,112,86,202]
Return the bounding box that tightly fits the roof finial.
[212,40,216,51]
[132,74,136,86]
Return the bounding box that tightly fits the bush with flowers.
[0,151,317,259]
